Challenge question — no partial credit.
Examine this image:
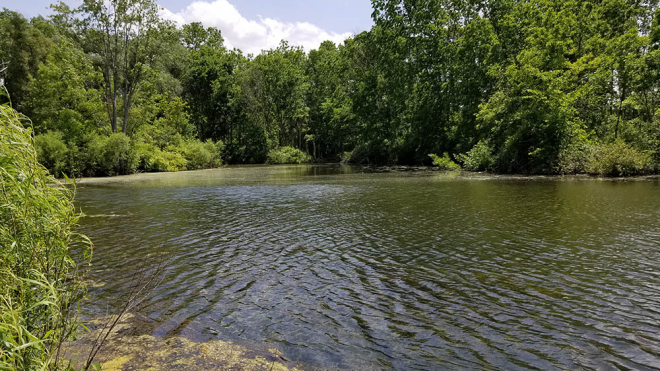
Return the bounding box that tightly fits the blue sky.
[4,0,375,53]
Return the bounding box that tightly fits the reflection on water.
[76,165,660,370]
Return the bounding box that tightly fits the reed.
[0,98,92,370]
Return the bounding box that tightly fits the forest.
[2,0,660,176]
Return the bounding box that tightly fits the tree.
[230,41,310,160]
[23,38,105,139]
[75,0,162,133]
[183,24,241,142]
[0,10,52,108]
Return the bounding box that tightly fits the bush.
[266,146,312,164]
[103,133,137,175]
[134,141,185,172]
[0,104,91,370]
[184,140,223,170]
[34,131,70,177]
[429,153,461,170]
[340,150,354,164]
[556,140,590,174]
[151,149,187,172]
[83,132,137,176]
[134,138,224,173]
[456,141,494,171]
[585,141,653,177]
[133,140,158,172]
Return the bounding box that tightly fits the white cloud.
[159,0,353,55]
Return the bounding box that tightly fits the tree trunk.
[615,91,624,139]
[111,94,117,133]
[122,92,131,133]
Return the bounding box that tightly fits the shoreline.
[65,163,660,184]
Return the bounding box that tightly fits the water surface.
[76,165,660,370]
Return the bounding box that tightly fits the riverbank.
[69,163,660,186]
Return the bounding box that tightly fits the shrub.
[34,131,70,177]
[134,141,187,173]
[429,153,461,170]
[556,140,590,174]
[133,140,157,172]
[83,132,137,176]
[0,104,92,370]
[184,140,223,170]
[340,150,354,164]
[456,141,494,171]
[81,131,107,175]
[266,146,312,164]
[103,133,137,175]
[151,149,187,172]
[585,140,653,176]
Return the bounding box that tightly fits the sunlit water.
[75,165,660,370]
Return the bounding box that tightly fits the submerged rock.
[64,313,304,371]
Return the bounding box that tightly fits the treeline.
[2,0,660,176]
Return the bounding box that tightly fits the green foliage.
[184,140,224,170]
[456,141,494,172]
[0,10,53,109]
[429,153,461,171]
[558,140,654,176]
[23,38,104,139]
[0,103,91,370]
[148,148,187,172]
[103,133,137,175]
[83,132,137,176]
[556,140,592,175]
[585,141,653,177]
[266,147,312,164]
[4,0,660,176]
[133,137,224,172]
[340,150,354,164]
[76,0,164,133]
[35,131,70,177]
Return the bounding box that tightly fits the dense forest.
[2,0,660,176]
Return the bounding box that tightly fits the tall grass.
[0,99,92,370]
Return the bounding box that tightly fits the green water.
[76,165,660,370]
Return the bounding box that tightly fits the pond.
[75,165,660,370]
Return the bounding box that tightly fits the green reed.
[0,98,92,370]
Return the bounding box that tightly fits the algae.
[64,313,304,371]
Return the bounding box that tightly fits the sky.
[3,0,375,54]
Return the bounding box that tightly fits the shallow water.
[75,165,660,370]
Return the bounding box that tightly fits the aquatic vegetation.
[64,314,302,371]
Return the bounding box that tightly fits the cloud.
[159,0,353,55]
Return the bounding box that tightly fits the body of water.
[76,165,660,370]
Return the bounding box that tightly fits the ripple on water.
[76,166,660,370]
